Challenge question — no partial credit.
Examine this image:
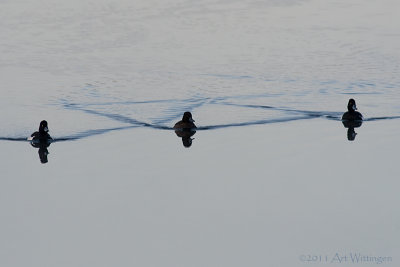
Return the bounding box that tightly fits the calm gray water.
[1,0,399,266]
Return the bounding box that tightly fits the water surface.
[0,0,399,266]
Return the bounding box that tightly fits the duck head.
[182,112,195,123]
[39,120,49,133]
[347,99,357,112]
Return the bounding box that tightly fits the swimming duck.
[342,99,363,121]
[30,120,53,142]
[173,112,197,129]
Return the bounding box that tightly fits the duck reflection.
[30,140,51,163]
[175,129,196,148]
[342,120,362,141]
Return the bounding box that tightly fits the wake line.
[64,102,400,132]
[219,102,343,120]
[152,99,209,125]
[0,126,140,143]
[2,98,396,142]
[68,105,321,131]
[53,126,139,141]
[217,102,400,123]
[59,92,281,110]
[0,137,29,142]
[61,98,187,108]
[0,115,321,143]
[364,116,400,121]
[199,116,315,130]
[62,97,209,126]
[2,114,400,143]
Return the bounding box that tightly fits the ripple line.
[199,116,315,130]
[219,102,343,120]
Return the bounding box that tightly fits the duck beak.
[353,104,357,110]
[44,127,49,132]
[190,118,195,122]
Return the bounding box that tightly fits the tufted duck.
[342,99,363,121]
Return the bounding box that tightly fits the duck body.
[342,111,363,121]
[342,99,363,121]
[30,132,52,145]
[173,112,197,130]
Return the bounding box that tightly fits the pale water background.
[1,0,399,266]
